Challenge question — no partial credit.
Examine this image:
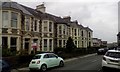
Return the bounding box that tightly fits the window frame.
[11,12,18,28]
[2,11,9,28]
[25,16,30,31]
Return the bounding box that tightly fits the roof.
[2,2,33,15]
[1,2,93,31]
[85,27,93,32]
[107,50,120,53]
[35,53,55,56]
[78,24,84,29]
[20,4,42,18]
[69,21,79,28]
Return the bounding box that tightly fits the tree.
[66,37,76,53]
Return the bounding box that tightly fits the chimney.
[36,4,46,13]
[63,16,71,22]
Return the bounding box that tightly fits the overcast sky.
[11,0,120,43]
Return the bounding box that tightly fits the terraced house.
[0,1,93,54]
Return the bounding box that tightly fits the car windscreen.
[106,52,120,58]
[33,55,41,59]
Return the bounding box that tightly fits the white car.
[102,50,120,70]
[29,53,64,71]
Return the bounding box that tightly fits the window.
[25,17,30,31]
[67,28,69,35]
[89,32,91,37]
[89,42,91,47]
[63,26,65,34]
[31,17,34,31]
[49,39,52,51]
[43,21,48,32]
[50,33,52,37]
[59,26,62,34]
[48,54,57,58]
[33,55,41,59]
[43,54,49,58]
[2,37,8,48]
[82,41,84,47]
[75,37,77,39]
[63,40,66,46]
[49,22,52,32]
[75,29,76,36]
[34,20,37,31]
[59,40,62,47]
[33,39,38,43]
[75,41,77,45]
[81,31,84,36]
[44,39,47,51]
[59,35,62,37]
[2,11,9,27]
[106,52,120,58]
[10,37,17,51]
[11,12,18,28]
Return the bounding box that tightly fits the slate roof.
[85,27,93,32]
[1,1,93,31]
[2,2,32,15]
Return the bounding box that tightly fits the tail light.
[37,61,40,64]
[103,57,106,61]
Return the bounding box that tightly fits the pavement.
[11,53,97,72]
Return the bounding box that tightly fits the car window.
[43,54,49,58]
[106,52,120,58]
[33,55,41,59]
[48,54,58,58]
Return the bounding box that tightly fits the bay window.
[49,39,52,51]
[2,11,9,27]
[44,39,47,51]
[11,12,18,28]
[43,21,48,32]
[25,16,30,31]
[34,20,37,31]
[49,22,52,32]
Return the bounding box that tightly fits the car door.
[49,54,59,67]
[43,54,52,68]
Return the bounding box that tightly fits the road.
[15,54,104,72]
[48,54,103,72]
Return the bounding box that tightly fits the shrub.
[54,47,66,54]
[66,37,76,53]
[2,48,18,57]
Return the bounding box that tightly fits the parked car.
[0,59,11,72]
[114,47,120,50]
[97,48,108,55]
[102,50,120,71]
[29,53,64,71]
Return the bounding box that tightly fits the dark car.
[97,48,108,55]
[0,60,11,72]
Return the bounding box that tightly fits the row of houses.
[92,38,107,48]
[0,2,94,54]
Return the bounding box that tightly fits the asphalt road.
[14,54,104,72]
[48,54,103,72]
[13,54,120,72]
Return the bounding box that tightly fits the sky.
[10,0,120,43]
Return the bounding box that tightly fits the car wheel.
[40,64,47,72]
[59,61,64,67]
[29,69,35,72]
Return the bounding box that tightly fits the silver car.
[102,50,120,70]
